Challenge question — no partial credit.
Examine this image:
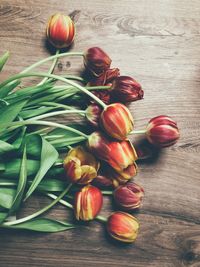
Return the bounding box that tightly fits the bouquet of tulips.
[0,13,180,243]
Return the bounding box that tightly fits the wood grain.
[0,0,200,266]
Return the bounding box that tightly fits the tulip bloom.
[46,13,75,48]
[74,185,103,221]
[107,212,139,243]
[111,76,144,103]
[114,182,144,210]
[84,47,111,77]
[87,68,120,87]
[88,131,138,177]
[101,103,134,140]
[93,175,115,189]
[146,115,180,147]
[85,104,102,128]
[63,146,100,185]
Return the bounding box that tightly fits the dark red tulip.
[146,115,180,147]
[111,76,143,103]
[114,182,144,210]
[84,47,111,77]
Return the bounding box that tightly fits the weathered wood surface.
[0,0,200,266]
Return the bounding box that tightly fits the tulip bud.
[107,212,139,243]
[63,146,99,185]
[111,76,144,103]
[114,182,144,210]
[84,47,111,77]
[146,115,180,148]
[87,68,120,87]
[100,103,134,140]
[85,104,102,128]
[88,131,138,176]
[93,175,114,189]
[74,185,103,221]
[46,13,75,48]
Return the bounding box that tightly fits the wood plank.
[0,0,200,266]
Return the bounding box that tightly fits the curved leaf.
[0,98,28,131]
[2,218,75,232]
[0,188,16,209]
[24,136,58,201]
[0,51,9,72]
[9,145,27,214]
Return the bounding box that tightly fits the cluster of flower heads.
[46,13,180,243]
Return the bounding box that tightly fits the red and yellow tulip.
[88,131,137,177]
[63,146,99,185]
[107,212,139,243]
[100,103,134,140]
[74,185,103,221]
[46,13,75,48]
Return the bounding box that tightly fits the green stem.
[38,49,60,85]
[40,102,86,117]
[0,72,107,108]
[102,191,113,196]
[3,183,72,226]
[130,130,146,135]
[30,109,86,121]
[21,52,84,74]
[8,120,89,139]
[46,193,108,223]
[40,102,76,110]
[86,85,111,91]
[95,215,108,223]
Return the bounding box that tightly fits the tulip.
[93,175,115,189]
[74,185,103,221]
[87,68,120,87]
[100,103,134,140]
[85,104,102,128]
[107,212,139,243]
[111,76,144,103]
[46,13,75,48]
[88,131,138,177]
[63,146,100,185]
[114,182,144,210]
[84,47,111,77]
[91,90,111,105]
[146,115,180,147]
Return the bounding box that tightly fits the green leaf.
[0,188,16,209]
[0,140,14,155]
[0,51,9,72]
[3,218,75,232]
[9,145,27,214]
[0,80,21,98]
[5,83,53,102]
[12,127,26,150]
[36,179,66,192]
[1,159,39,179]
[0,98,28,131]
[0,178,66,192]
[24,136,58,200]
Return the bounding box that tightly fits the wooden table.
[0,0,200,266]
